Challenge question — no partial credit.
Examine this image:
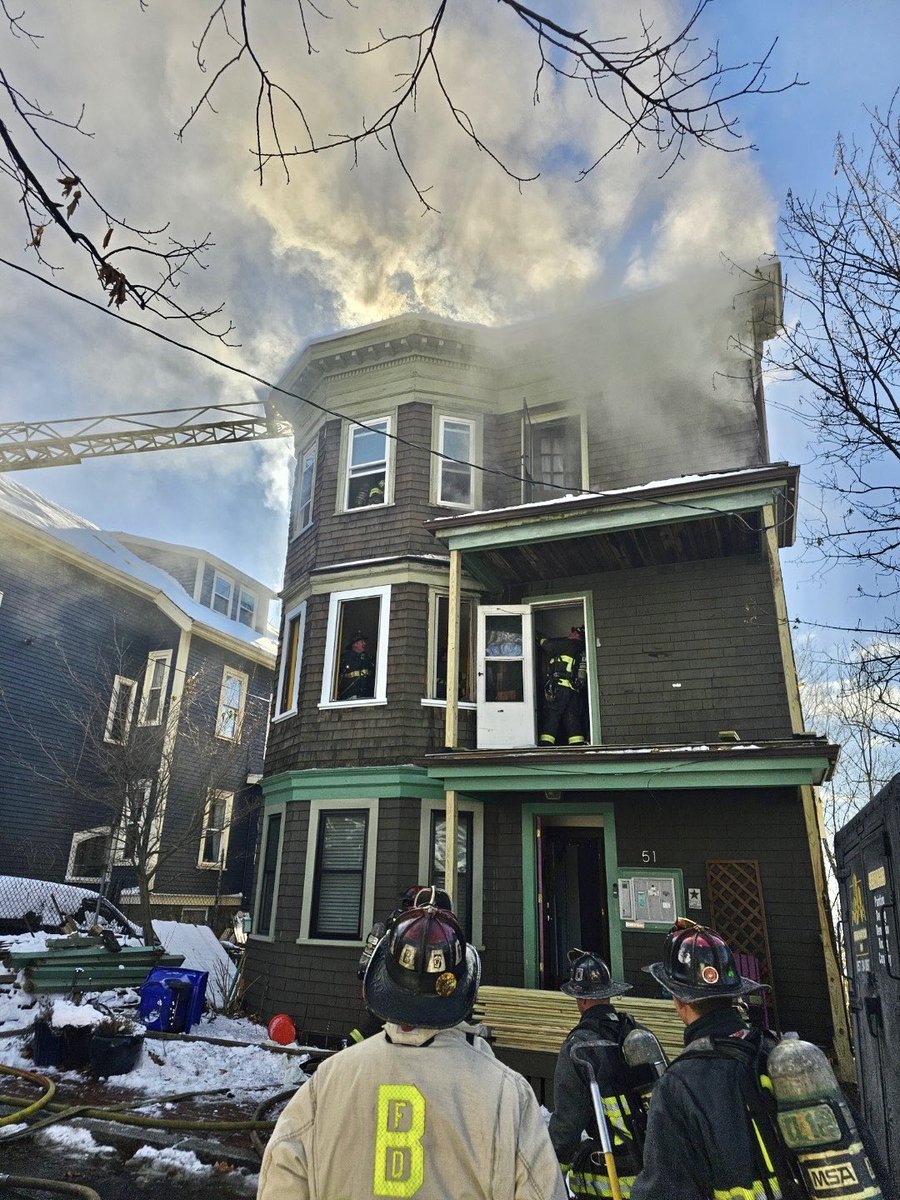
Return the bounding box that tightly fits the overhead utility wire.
[0,256,794,537]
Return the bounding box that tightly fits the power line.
[0,255,795,537]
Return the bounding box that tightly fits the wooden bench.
[472,986,684,1104]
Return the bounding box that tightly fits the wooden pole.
[444,549,461,751]
[445,788,458,912]
[763,502,853,1080]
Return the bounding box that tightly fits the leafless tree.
[776,96,900,590]
[797,635,900,963]
[1,0,797,328]
[4,645,266,944]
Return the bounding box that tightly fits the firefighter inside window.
[538,625,587,746]
[337,629,376,700]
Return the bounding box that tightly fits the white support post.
[444,549,462,750]
[444,789,458,911]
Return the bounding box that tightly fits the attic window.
[238,587,256,628]
[213,572,234,616]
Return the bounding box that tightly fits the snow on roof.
[428,465,785,525]
[0,478,276,661]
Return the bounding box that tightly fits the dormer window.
[212,571,234,617]
[238,587,256,628]
[345,418,390,510]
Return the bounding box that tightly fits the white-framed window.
[274,602,306,719]
[238,587,257,629]
[436,416,474,507]
[523,413,584,503]
[138,650,172,727]
[252,804,286,940]
[114,778,153,865]
[344,417,391,511]
[216,666,248,740]
[418,799,484,947]
[425,592,476,705]
[104,675,138,744]
[320,585,390,707]
[212,571,234,617]
[198,789,234,869]
[299,799,378,943]
[292,438,317,535]
[180,907,209,924]
[66,826,111,883]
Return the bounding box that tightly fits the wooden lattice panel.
[705,859,778,1027]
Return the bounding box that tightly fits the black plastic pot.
[31,1018,92,1070]
[89,1031,144,1077]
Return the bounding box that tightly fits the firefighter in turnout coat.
[258,898,567,1200]
[550,949,650,1198]
[539,625,587,746]
[631,920,796,1200]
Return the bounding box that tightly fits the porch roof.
[422,736,838,792]
[424,465,799,589]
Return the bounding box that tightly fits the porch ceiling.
[425,464,799,589]
[461,510,761,588]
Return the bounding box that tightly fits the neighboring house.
[0,480,276,930]
[244,262,847,1066]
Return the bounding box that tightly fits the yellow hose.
[0,1064,56,1126]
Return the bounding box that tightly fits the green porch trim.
[262,765,447,805]
[438,483,784,553]
[520,801,622,988]
[426,755,832,793]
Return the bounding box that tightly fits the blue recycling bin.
[139,967,208,1034]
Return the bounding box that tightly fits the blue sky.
[1,1,898,647]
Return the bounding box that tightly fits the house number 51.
[641,850,657,864]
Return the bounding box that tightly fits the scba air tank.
[767,1038,883,1199]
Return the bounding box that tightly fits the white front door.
[476,606,535,749]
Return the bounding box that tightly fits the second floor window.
[104,675,137,744]
[321,586,390,706]
[139,650,172,726]
[430,594,475,702]
[216,666,248,740]
[437,417,474,507]
[275,602,306,717]
[198,789,233,868]
[346,418,389,510]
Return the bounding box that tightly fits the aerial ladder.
[0,401,293,472]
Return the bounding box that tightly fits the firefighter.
[538,625,587,746]
[337,630,375,700]
[550,949,650,1198]
[631,920,799,1200]
[258,899,567,1200]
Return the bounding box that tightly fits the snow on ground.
[36,1125,118,1155]
[129,1145,259,1191]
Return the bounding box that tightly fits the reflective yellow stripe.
[348,1027,365,1043]
[712,1183,781,1200]
[567,1171,636,1198]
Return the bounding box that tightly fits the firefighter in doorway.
[539,625,587,745]
[338,631,376,700]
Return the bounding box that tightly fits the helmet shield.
[644,922,766,1001]
[364,905,480,1028]
[560,948,632,999]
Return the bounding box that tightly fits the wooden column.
[443,549,461,751]
[763,502,853,1079]
[444,789,458,911]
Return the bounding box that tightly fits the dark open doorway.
[538,820,609,991]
